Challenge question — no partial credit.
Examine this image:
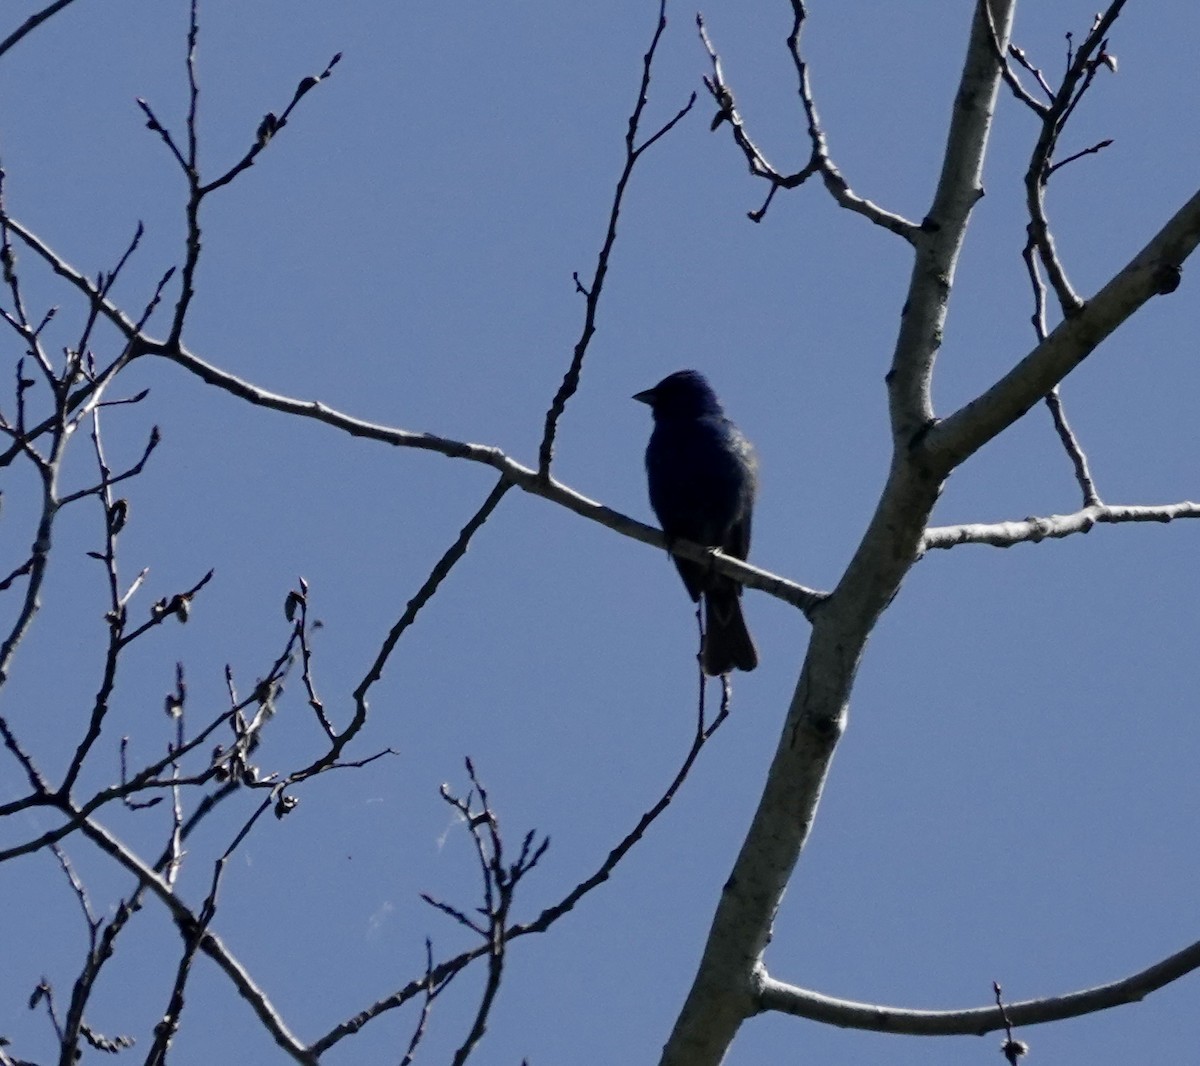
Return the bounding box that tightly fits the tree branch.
[927,185,1200,469]
[661,4,1017,1062]
[697,5,916,235]
[0,215,829,611]
[0,0,83,60]
[309,673,730,1057]
[758,932,1200,1034]
[883,1,1018,444]
[538,0,695,477]
[923,500,1200,551]
[1042,386,1101,506]
[74,811,316,1063]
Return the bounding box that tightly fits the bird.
[634,369,758,675]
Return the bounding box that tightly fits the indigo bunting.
[634,370,758,675]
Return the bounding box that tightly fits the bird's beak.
[632,387,655,405]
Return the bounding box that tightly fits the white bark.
[659,3,1011,1061]
[663,0,1200,1059]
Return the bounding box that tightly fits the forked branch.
[697,2,916,235]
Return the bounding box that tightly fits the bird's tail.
[703,590,757,676]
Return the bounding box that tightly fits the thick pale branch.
[662,5,1015,1062]
[885,0,1017,442]
[758,932,1200,1034]
[923,500,1200,550]
[928,186,1200,468]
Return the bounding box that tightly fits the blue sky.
[2,2,1200,1063]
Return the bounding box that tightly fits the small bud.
[1155,263,1182,295]
[256,112,279,147]
[108,498,128,536]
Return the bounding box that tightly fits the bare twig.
[978,8,1049,115]
[1046,137,1113,177]
[131,0,340,349]
[144,797,273,1065]
[74,810,316,1063]
[0,166,55,382]
[697,4,916,235]
[309,683,731,1057]
[398,940,440,1066]
[1008,45,1055,101]
[538,0,695,476]
[0,0,84,59]
[1043,387,1100,506]
[289,475,514,780]
[1022,3,1127,323]
[287,579,335,739]
[994,982,1030,1065]
[427,761,550,1065]
[1019,199,1100,505]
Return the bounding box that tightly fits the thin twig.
[697,4,916,235]
[294,476,513,780]
[994,982,1030,1065]
[538,0,695,476]
[309,686,730,1057]
[1043,387,1100,506]
[0,0,84,59]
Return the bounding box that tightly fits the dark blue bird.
[634,370,758,675]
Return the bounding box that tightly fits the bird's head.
[633,369,723,418]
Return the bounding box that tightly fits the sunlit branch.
[922,500,1200,551]
[928,186,1200,469]
[758,932,1200,1034]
